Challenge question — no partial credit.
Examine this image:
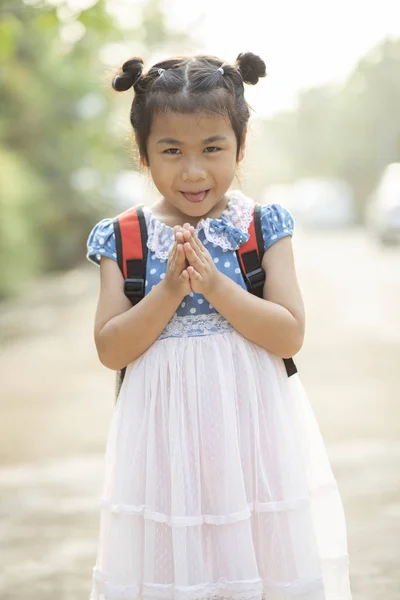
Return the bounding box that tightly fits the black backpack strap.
[237,204,298,378]
[113,205,148,400]
[253,203,265,261]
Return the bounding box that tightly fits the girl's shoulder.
[86,217,117,265]
[259,202,295,251]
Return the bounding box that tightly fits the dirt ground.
[0,226,399,600]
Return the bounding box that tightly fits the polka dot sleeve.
[260,204,294,251]
[86,218,117,266]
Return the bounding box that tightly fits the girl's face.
[145,111,245,218]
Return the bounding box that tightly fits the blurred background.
[0,0,399,598]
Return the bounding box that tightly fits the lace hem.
[158,313,233,340]
[99,481,338,526]
[92,569,326,600]
[143,191,254,260]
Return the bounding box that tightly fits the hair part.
[112,53,267,163]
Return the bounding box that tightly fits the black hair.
[112,52,266,162]
[112,53,267,163]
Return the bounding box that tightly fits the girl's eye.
[204,146,221,154]
[163,148,181,155]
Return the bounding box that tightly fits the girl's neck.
[150,194,230,228]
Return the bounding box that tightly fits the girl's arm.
[94,241,189,370]
[207,237,305,358]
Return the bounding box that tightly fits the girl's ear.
[238,129,247,162]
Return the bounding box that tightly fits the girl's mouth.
[181,189,210,203]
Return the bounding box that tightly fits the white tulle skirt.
[90,327,352,600]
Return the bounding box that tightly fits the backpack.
[113,204,297,400]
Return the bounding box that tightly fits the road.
[0,226,399,599]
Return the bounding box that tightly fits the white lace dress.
[86,191,352,600]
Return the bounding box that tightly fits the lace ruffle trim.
[159,313,233,340]
[92,568,328,599]
[143,191,254,260]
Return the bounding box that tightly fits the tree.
[245,38,400,220]
[0,0,193,298]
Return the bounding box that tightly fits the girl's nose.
[181,159,207,182]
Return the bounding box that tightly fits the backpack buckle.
[245,267,265,291]
[124,277,145,303]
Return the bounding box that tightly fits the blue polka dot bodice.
[86,191,294,339]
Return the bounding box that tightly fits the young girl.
[86,53,352,600]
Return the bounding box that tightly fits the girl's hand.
[163,234,191,299]
[175,224,224,297]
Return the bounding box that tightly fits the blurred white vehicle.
[262,178,356,228]
[366,163,400,245]
[288,178,356,228]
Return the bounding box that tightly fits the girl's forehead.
[149,112,235,141]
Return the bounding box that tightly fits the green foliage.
[0,1,120,298]
[0,148,45,297]
[0,0,192,299]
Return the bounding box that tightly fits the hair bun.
[112,57,144,92]
[235,52,266,85]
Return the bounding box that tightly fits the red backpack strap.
[236,204,265,298]
[112,205,148,402]
[236,204,298,378]
[113,205,148,305]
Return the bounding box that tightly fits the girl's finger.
[182,228,192,243]
[189,235,207,264]
[183,223,194,235]
[187,266,202,281]
[193,233,208,254]
[175,230,184,244]
[169,240,177,256]
[193,235,213,265]
[176,243,187,267]
[190,233,203,252]
[169,242,177,269]
[180,269,190,282]
[184,242,203,268]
